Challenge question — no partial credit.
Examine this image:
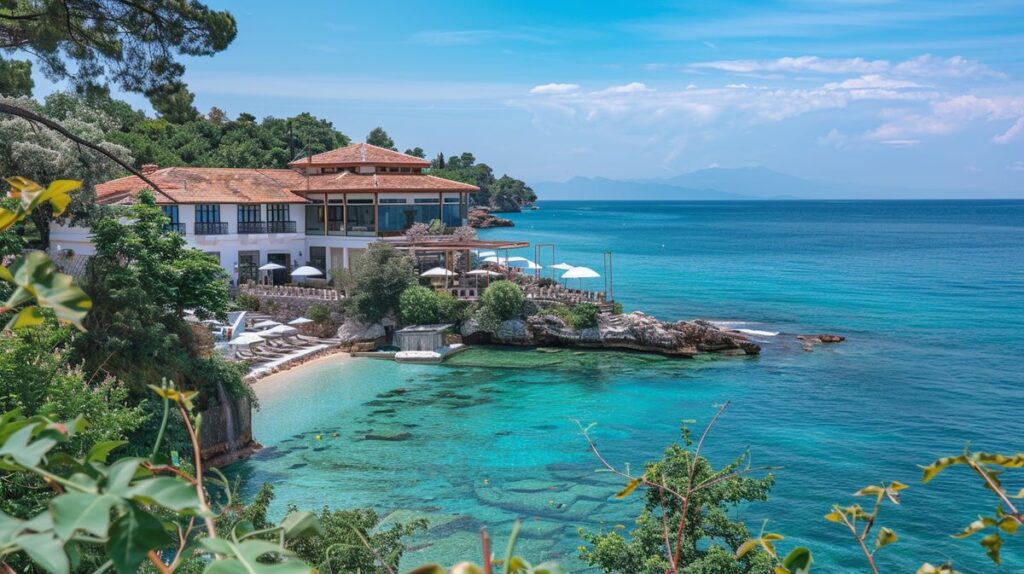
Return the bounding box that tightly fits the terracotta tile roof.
[94,167,307,205]
[291,172,479,193]
[288,143,431,168]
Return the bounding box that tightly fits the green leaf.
[615,477,642,499]
[86,440,128,463]
[279,511,321,539]
[735,539,760,559]
[128,477,199,511]
[781,547,813,574]
[854,485,884,497]
[823,510,844,523]
[921,455,969,483]
[104,458,142,496]
[875,527,898,550]
[50,493,117,541]
[5,306,46,329]
[0,423,57,467]
[952,516,995,539]
[3,251,91,331]
[0,206,19,232]
[16,532,70,574]
[105,506,172,574]
[979,532,1002,565]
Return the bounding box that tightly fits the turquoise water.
[231,201,1024,571]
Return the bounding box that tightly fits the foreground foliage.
[577,406,775,574]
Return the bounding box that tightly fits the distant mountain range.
[533,167,1019,200]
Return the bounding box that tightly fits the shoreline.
[247,346,356,394]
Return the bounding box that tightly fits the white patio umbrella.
[228,333,265,346]
[258,263,285,271]
[475,250,497,258]
[264,324,298,335]
[466,269,501,276]
[421,267,456,277]
[550,262,575,271]
[252,320,280,329]
[562,266,600,279]
[288,317,314,325]
[291,266,323,277]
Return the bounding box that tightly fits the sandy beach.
[249,350,357,400]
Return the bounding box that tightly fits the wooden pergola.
[391,238,530,289]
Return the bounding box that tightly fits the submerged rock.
[489,311,760,356]
[797,333,845,352]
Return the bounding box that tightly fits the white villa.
[50,143,500,284]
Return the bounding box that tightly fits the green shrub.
[610,301,624,315]
[306,303,331,323]
[571,302,600,329]
[481,280,525,320]
[339,243,415,323]
[436,290,471,324]
[474,305,501,333]
[400,285,440,324]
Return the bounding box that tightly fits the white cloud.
[601,82,650,94]
[881,139,922,147]
[530,83,581,95]
[725,83,750,89]
[690,54,1000,79]
[819,128,849,149]
[1008,161,1024,172]
[868,95,1024,142]
[824,75,920,90]
[992,116,1024,144]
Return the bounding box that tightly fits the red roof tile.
[94,167,477,205]
[288,143,430,168]
[95,168,307,205]
[289,172,479,193]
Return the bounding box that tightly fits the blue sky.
[36,1,1024,195]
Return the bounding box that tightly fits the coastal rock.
[488,311,760,356]
[796,333,845,351]
[495,319,529,344]
[468,207,514,229]
[490,194,524,213]
[336,320,385,345]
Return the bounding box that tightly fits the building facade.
[50,144,478,284]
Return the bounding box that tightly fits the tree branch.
[0,101,166,195]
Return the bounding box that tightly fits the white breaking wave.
[734,328,780,337]
[708,321,780,338]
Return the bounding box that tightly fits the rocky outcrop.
[486,312,760,356]
[469,207,514,228]
[797,334,846,352]
[490,194,524,213]
[336,319,385,351]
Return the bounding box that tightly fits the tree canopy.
[366,126,397,150]
[73,190,233,393]
[0,0,236,96]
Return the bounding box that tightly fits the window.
[195,204,220,223]
[308,246,326,272]
[304,201,324,235]
[379,198,405,204]
[238,205,261,222]
[414,197,439,204]
[267,204,290,222]
[161,205,179,223]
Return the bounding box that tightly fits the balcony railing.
[195,222,228,235]
[267,220,297,233]
[237,221,266,234]
[163,223,186,234]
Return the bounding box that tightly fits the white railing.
[240,284,342,301]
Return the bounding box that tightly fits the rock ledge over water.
[468,311,760,356]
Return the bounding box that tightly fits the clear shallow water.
[231,200,1024,572]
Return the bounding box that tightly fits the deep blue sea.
[233,200,1024,572]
